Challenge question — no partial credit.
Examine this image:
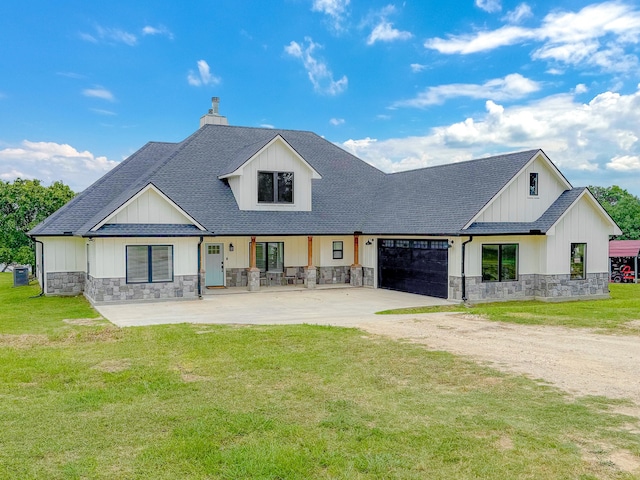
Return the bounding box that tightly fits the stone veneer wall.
[363,267,374,287]
[318,266,350,285]
[85,275,198,303]
[225,268,248,287]
[449,272,610,302]
[46,271,85,296]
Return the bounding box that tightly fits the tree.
[0,179,75,270]
[589,185,640,240]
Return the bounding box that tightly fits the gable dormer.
[219,134,322,211]
[466,150,572,225]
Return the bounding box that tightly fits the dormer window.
[529,173,539,196]
[258,171,294,203]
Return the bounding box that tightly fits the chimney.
[200,96,229,127]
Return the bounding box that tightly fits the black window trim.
[126,244,174,284]
[570,242,587,280]
[529,172,539,196]
[257,171,294,204]
[250,241,285,273]
[332,240,344,259]
[482,243,519,283]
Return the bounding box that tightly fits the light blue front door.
[205,243,224,286]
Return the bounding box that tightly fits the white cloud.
[607,155,640,171]
[284,38,348,95]
[329,118,345,126]
[410,63,427,73]
[367,21,412,45]
[476,0,501,13]
[80,25,137,46]
[311,0,350,31]
[0,141,117,191]
[503,3,532,23]
[393,73,540,107]
[142,25,174,39]
[341,86,640,187]
[90,108,117,116]
[82,87,115,102]
[187,60,221,87]
[425,1,640,73]
[574,83,589,94]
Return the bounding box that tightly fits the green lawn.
[378,283,640,332]
[1,273,639,479]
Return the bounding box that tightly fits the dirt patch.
[92,359,131,373]
[0,333,50,348]
[359,312,640,415]
[63,317,104,326]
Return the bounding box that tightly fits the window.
[482,244,518,282]
[252,242,284,272]
[529,172,539,196]
[258,171,294,203]
[570,243,586,279]
[126,245,173,283]
[333,241,343,259]
[207,245,220,255]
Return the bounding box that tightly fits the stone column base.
[304,266,316,289]
[350,265,363,287]
[247,268,261,292]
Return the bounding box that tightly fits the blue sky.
[1,0,640,195]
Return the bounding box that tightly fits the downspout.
[461,236,473,302]
[32,238,45,298]
[197,236,203,299]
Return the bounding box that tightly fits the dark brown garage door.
[378,239,449,298]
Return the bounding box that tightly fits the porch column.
[247,236,260,291]
[350,233,363,287]
[305,235,316,289]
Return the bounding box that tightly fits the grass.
[378,283,640,332]
[1,273,639,478]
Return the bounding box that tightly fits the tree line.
[0,180,639,272]
[0,179,75,270]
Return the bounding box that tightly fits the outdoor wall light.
[365,239,373,246]
[229,243,234,252]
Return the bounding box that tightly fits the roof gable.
[218,134,321,179]
[91,183,206,232]
[464,150,572,228]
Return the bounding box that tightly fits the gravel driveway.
[359,312,640,411]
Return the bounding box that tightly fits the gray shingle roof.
[29,124,571,238]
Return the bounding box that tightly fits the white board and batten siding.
[226,139,317,212]
[544,195,614,274]
[108,187,192,224]
[473,155,568,223]
[43,237,87,274]
[91,237,199,279]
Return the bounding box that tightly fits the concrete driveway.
[96,286,453,327]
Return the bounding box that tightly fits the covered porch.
[200,233,371,292]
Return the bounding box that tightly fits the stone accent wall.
[46,271,85,296]
[350,266,363,287]
[225,268,248,287]
[318,266,350,285]
[536,273,609,299]
[85,275,198,303]
[449,273,610,302]
[363,267,374,287]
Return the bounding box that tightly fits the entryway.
[205,243,224,287]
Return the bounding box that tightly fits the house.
[30,98,621,304]
[609,240,640,283]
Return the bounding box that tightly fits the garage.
[378,239,449,298]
